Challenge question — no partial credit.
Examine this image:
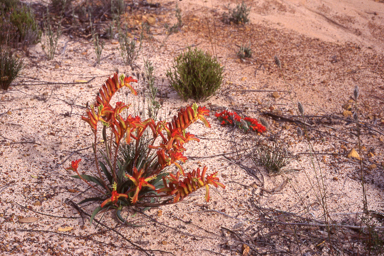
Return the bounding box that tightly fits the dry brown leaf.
[343,110,352,117]
[19,217,38,223]
[147,15,156,25]
[58,226,73,232]
[348,148,362,160]
[242,244,250,256]
[272,92,280,98]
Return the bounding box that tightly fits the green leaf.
[152,172,168,188]
[100,150,113,171]
[90,206,103,224]
[117,165,126,184]
[116,209,126,223]
[99,161,113,184]
[102,126,110,157]
[72,175,105,188]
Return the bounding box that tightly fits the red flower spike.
[126,167,157,204]
[159,166,224,203]
[95,73,137,108]
[197,106,210,124]
[183,133,199,143]
[82,111,98,132]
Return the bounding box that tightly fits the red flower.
[66,159,81,172]
[126,167,157,203]
[101,188,128,208]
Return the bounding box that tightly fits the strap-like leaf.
[72,175,105,188]
[90,206,103,224]
[99,161,113,184]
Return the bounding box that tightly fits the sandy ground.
[0,0,384,255]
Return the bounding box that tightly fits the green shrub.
[166,47,223,101]
[223,2,251,25]
[10,5,41,45]
[0,49,23,90]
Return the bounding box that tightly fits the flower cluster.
[215,110,266,133]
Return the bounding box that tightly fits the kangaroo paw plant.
[215,109,266,134]
[67,73,224,223]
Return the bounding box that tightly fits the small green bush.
[166,47,223,101]
[10,5,41,45]
[0,49,23,90]
[223,2,251,25]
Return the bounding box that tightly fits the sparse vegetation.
[166,47,223,101]
[223,1,251,25]
[1,0,19,12]
[165,2,183,35]
[50,0,73,12]
[9,4,41,46]
[0,49,23,90]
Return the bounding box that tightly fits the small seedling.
[253,143,289,174]
[90,13,104,65]
[42,9,61,60]
[166,2,183,35]
[93,34,104,65]
[144,59,161,119]
[237,44,252,59]
[119,29,142,68]
[0,49,23,90]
